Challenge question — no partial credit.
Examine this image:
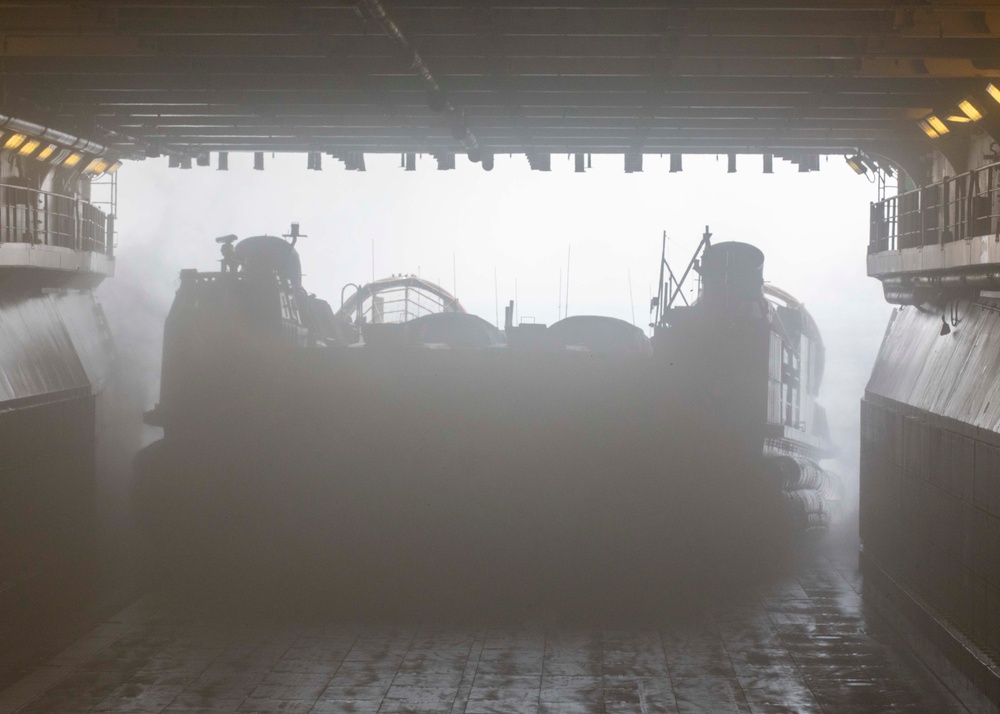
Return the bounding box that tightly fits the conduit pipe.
[361,0,483,162]
[880,268,1000,305]
[0,114,113,157]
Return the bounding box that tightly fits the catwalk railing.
[0,183,113,256]
[870,161,1000,255]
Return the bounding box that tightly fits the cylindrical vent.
[699,242,765,306]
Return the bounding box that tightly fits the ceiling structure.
[2,1,1000,174]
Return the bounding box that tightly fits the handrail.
[0,182,113,257]
[870,161,1000,256]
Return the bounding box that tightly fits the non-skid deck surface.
[0,552,966,714]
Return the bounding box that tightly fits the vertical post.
[39,190,47,246]
[938,178,948,246]
[656,230,666,326]
[74,196,81,252]
[565,246,571,318]
[919,186,925,248]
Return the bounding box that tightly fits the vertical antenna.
[558,268,563,321]
[628,270,635,326]
[494,267,500,328]
[565,245,571,318]
[649,283,653,335]
[656,230,667,326]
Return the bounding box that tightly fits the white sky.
[102,151,892,498]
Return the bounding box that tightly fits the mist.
[103,151,887,525]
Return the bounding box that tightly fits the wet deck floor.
[0,546,968,714]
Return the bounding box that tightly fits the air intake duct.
[698,242,765,308]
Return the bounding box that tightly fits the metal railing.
[870,161,1000,254]
[0,183,113,256]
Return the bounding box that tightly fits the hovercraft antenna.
[283,222,307,249]
[652,225,712,327]
[280,222,307,284]
[215,234,239,272]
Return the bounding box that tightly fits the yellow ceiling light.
[988,83,1000,105]
[958,99,983,121]
[17,139,40,155]
[918,119,940,138]
[3,133,27,150]
[926,115,949,135]
[36,144,56,160]
[85,159,109,174]
[845,154,867,175]
[106,161,122,173]
[63,152,82,167]
[946,115,972,123]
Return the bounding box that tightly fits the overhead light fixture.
[763,154,773,174]
[918,119,940,138]
[106,161,122,173]
[36,144,56,161]
[669,153,682,173]
[987,83,1000,105]
[217,152,228,171]
[926,115,949,135]
[574,153,585,173]
[254,151,264,170]
[18,139,40,156]
[180,157,192,170]
[946,115,972,123]
[845,154,867,175]
[63,152,82,167]
[3,133,26,150]
[435,153,456,171]
[727,154,736,173]
[798,154,819,172]
[481,153,494,171]
[344,152,366,171]
[84,158,109,174]
[625,152,643,173]
[196,153,211,167]
[957,99,983,122]
[404,153,416,171]
[307,151,323,170]
[527,153,551,172]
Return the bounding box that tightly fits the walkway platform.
[0,547,967,714]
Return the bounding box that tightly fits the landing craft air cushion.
[133,225,840,604]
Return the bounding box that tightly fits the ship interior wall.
[0,392,96,675]
[861,302,1000,710]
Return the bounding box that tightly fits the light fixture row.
[0,129,121,176]
[919,83,1000,139]
[165,150,808,175]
